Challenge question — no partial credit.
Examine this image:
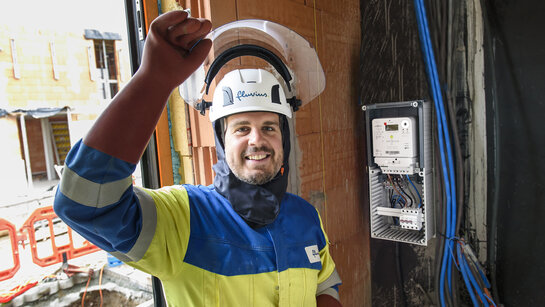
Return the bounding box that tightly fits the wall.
[0,116,27,195]
[0,26,132,110]
[204,0,370,305]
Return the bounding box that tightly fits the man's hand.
[84,11,212,163]
[138,10,212,90]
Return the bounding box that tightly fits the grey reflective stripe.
[109,250,132,263]
[112,187,157,262]
[317,268,342,298]
[59,165,132,208]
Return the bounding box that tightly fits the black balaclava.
[212,114,291,228]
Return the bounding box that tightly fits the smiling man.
[54,10,341,307]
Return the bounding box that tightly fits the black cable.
[395,242,408,307]
[433,111,454,307]
[389,187,394,207]
[403,175,419,208]
[444,2,465,305]
[442,0,463,240]
[388,174,408,207]
[395,176,414,207]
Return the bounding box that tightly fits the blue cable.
[413,1,452,304]
[393,195,405,208]
[475,262,492,289]
[460,248,489,306]
[446,240,460,271]
[413,0,458,305]
[456,240,498,307]
[484,293,497,307]
[457,243,480,306]
[406,175,423,208]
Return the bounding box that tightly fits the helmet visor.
[179,19,325,109]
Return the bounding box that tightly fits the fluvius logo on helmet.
[236,90,268,101]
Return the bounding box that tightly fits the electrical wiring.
[388,174,408,207]
[99,264,105,307]
[388,187,394,206]
[81,273,92,307]
[406,174,423,208]
[455,240,497,307]
[416,1,501,306]
[403,179,418,208]
[433,115,451,307]
[395,177,414,207]
[414,0,458,305]
[395,242,408,307]
[457,243,479,306]
[394,195,406,208]
[483,292,497,307]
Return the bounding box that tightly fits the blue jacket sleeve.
[53,139,149,256]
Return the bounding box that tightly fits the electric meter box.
[362,100,434,246]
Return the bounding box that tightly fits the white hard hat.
[210,69,291,122]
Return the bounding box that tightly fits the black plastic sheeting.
[0,107,68,119]
[484,0,545,305]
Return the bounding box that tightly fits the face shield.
[178,19,326,114]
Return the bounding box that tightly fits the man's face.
[224,112,284,185]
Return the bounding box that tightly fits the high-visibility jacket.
[54,140,341,306]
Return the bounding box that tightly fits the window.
[93,39,119,99]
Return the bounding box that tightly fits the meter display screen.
[385,124,398,131]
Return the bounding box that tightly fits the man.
[54,10,341,306]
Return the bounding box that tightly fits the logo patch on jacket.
[305,245,320,263]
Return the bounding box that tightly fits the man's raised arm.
[85,10,211,163]
[53,11,211,256]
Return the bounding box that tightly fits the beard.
[228,146,283,185]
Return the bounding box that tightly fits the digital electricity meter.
[371,117,418,174]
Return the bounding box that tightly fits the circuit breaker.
[363,100,434,245]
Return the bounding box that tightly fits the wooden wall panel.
[237,0,318,39]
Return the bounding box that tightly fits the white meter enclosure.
[363,100,434,246]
